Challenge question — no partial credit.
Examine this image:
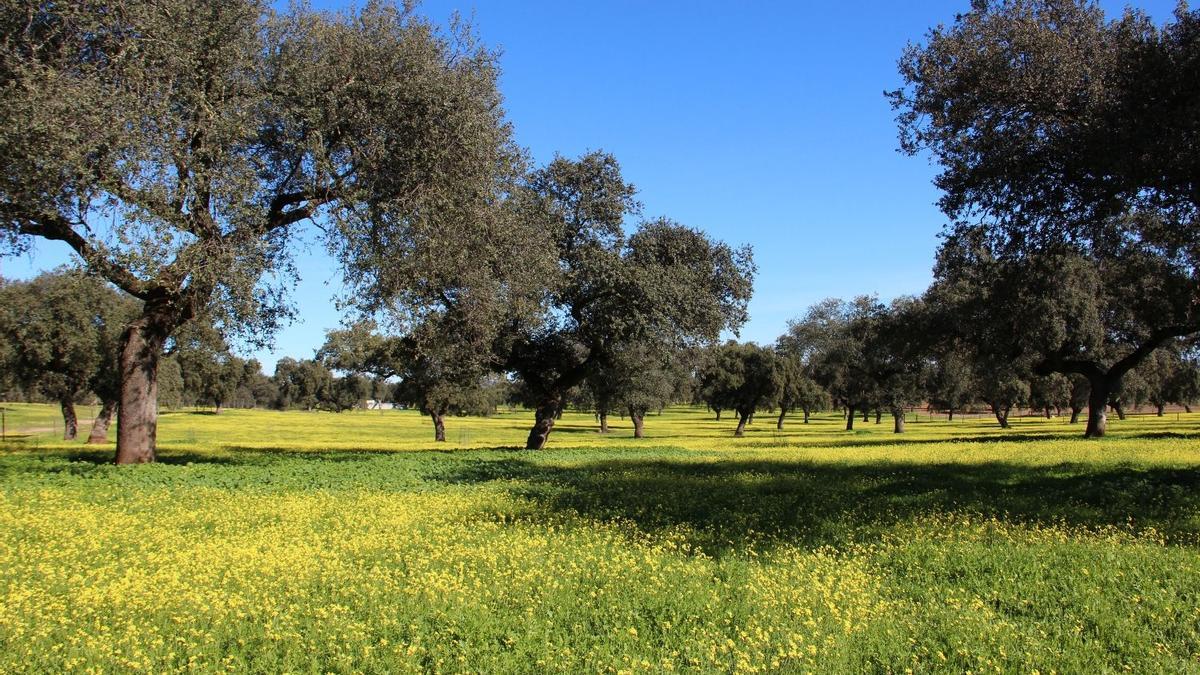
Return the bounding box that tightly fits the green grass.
[2,405,1199,672]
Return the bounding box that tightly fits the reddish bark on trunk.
[87,399,117,444]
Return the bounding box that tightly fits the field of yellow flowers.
[1,404,1199,673]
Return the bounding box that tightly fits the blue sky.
[3,0,1179,369]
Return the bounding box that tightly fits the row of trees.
[2,1,1197,458]
[692,297,1200,438]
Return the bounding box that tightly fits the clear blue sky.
[2,0,1178,370]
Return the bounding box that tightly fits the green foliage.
[506,152,754,446]
[0,270,135,406]
[698,342,783,434]
[896,0,1200,435]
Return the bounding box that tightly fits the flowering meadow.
[1,405,1199,673]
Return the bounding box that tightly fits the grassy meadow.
[1,404,1199,673]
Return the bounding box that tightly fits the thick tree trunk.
[1157,404,1165,417]
[714,408,721,421]
[215,402,223,415]
[429,410,446,442]
[629,406,644,438]
[114,304,180,464]
[874,409,882,425]
[598,411,609,434]
[1113,401,1127,421]
[892,408,905,434]
[1084,377,1111,438]
[86,399,117,444]
[846,404,855,431]
[991,402,1010,429]
[802,407,810,424]
[734,410,750,437]
[1069,406,1082,424]
[525,401,559,449]
[863,408,870,423]
[1186,405,1193,413]
[776,408,787,430]
[60,397,78,441]
[1044,407,1052,419]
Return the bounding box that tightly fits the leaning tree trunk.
[526,400,559,450]
[991,402,1010,429]
[892,408,905,434]
[598,411,609,434]
[428,409,446,442]
[776,407,787,430]
[115,310,176,464]
[1186,404,1193,413]
[1069,406,1082,424]
[629,406,645,438]
[845,404,855,431]
[1112,401,1127,421]
[86,399,117,444]
[734,410,751,437]
[59,396,78,441]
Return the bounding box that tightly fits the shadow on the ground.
[7,440,1200,556]
[430,456,1200,554]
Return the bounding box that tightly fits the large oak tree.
[1,0,520,462]
[892,0,1200,437]
[509,152,754,449]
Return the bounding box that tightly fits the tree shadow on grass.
[432,456,1200,555]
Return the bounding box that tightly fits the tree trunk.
[1083,376,1112,438]
[1157,404,1165,417]
[215,401,223,415]
[60,397,78,441]
[714,408,721,421]
[525,400,559,449]
[1113,401,1127,421]
[429,409,446,442]
[948,409,954,422]
[991,402,1010,429]
[1186,404,1193,413]
[734,410,750,437]
[776,408,787,430]
[846,404,855,431]
[802,407,810,424]
[1069,406,1082,424]
[86,399,117,444]
[892,408,905,434]
[629,406,644,438]
[874,409,882,425]
[1044,407,1052,419]
[114,305,181,464]
[598,411,609,434]
[863,408,870,423]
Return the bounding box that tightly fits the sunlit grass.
[2,405,1199,672]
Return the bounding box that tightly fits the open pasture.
[2,406,1200,673]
